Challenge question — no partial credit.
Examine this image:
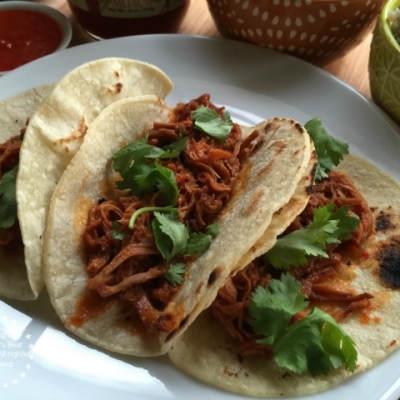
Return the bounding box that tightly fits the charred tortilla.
[168,153,400,397]
[16,58,173,299]
[43,95,315,356]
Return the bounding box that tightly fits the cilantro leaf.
[185,223,220,256]
[249,274,308,346]
[122,162,156,194]
[112,136,159,176]
[113,135,186,171]
[191,105,233,141]
[329,205,360,241]
[111,221,125,241]
[164,262,186,286]
[130,211,220,264]
[149,215,218,285]
[185,232,213,256]
[152,212,189,262]
[206,223,220,237]
[319,315,357,372]
[272,309,335,375]
[249,273,358,375]
[117,160,178,206]
[263,214,338,270]
[161,136,189,158]
[112,137,180,206]
[273,308,357,375]
[0,166,18,230]
[305,118,349,181]
[263,203,359,269]
[153,162,179,205]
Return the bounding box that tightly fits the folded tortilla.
[15,58,173,299]
[0,85,54,300]
[43,95,315,356]
[168,153,400,397]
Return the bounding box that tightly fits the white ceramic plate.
[1,35,400,400]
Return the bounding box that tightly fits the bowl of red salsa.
[0,1,72,75]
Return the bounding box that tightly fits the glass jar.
[67,0,190,40]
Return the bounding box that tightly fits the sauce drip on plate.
[0,10,62,72]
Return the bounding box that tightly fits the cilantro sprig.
[0,166,18,230]
[152,212,190,263]
[164,262,186,286]
[112,136,183,205]
[185,223,220,256]
[111,221,125,241]
[191,105,233,141]
[305,118,349,181]
[152,212,219,285]
[263,203,360,269]
[249,273,357,375]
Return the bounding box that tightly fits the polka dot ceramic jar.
[207,0,385,65]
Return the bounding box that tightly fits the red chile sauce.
[68,0,189,39]
[0,10,63,72]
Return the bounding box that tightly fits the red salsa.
[0,10,63,72]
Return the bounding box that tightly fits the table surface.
[39,0,373,99]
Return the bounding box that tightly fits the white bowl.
[0,1,72,75]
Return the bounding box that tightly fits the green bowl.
[369,0,400,125]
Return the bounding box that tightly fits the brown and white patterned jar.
[207,0,385,65]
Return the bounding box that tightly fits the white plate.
[1,35,400,400]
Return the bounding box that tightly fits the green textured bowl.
[369,0,400,124]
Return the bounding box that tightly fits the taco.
[0,85,54,300]
[43,94,316,356]
[14,57,173,299]
[168,122,400,397]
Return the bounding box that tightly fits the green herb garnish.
[249,273,357,375]
[305,118,349,181]
[151,212,220,284]
[191,105,233,141]
[152,211,190,263]
[185,223,220,256]
[0,166,18,230]
[112,137,181,205]
[161,136,189,157]
[111,221,125,241]
[263,203,360,269]
[164,262,186,286]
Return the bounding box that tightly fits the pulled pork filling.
[81,95,253,335]
[0,132,23,246]
[211,170,375,356]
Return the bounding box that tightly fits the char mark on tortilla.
[377,238,400,288]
